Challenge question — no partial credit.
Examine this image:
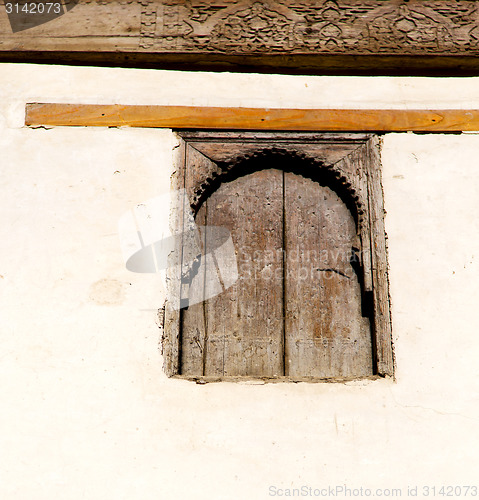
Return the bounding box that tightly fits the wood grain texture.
[181,169,284,377]
[207,169,284,377]
[3,1,479,75]
[284,173,373,378]
[26,104,479,131]
[366,136,394,376]
[178,147,215,376]
[182,167,374,378]
[161,137,186,377]
[163,131,394,380]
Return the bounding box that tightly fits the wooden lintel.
[25,104,479,132]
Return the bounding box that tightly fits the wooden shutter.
[162,132,394,381]
[182,169,284,377]
[284,173,372,377]
[180,166,373,378]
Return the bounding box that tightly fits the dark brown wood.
[163,131,394,381]
[3,1,479,76]
[25,104,479,132]
[6,52,479,76]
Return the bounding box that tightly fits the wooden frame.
[25,104,479,132]
[162,131,394,382]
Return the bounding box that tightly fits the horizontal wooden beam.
[25,104,479,132]
[8,53,479,78]
[2,1,479,76]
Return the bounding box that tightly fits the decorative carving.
[364,5,455,52]
[148,0,479,55]
[139,0,158,49]
[2,0,479,71]
[209,3,295,51]
[189,147,367,230]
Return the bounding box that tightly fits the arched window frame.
[162,131,394,381]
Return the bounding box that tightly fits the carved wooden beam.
[1,0,479,75]
[25,103,479,131]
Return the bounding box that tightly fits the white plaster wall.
[0,64,478,499]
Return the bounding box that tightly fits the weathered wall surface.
[0,64,478,499]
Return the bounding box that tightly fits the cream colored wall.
[1,64,478,499]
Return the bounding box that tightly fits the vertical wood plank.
[201,169,284,377]
[179,145,220,376]
[284,173,373,378]
[179,205,208,376]
[162,136,185,377]
[367,136,394,377]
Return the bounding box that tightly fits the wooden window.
[162,132,393,382]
